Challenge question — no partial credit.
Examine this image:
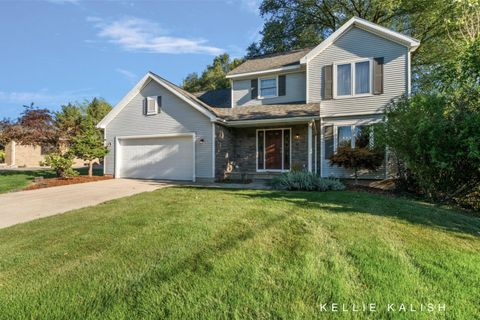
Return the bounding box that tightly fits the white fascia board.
[97,74,151,129]
[226,65,301,79]
[148,72,217,120]
[225,116,319,127]
[97,72,217,129]
[300,17,420,64]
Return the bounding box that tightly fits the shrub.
[0,150,4,163]
[41,152,78,178]
[270,171,345,191]
[455,185,480,212]
[329,146,384,184]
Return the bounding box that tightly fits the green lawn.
[0,188,478,319]
[0,167,103,193]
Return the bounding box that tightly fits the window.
[337,126,352,148]
[334,59,372,97]
[355,61,370,94]
[336,64,352,96]
[354,126,372,148]
[334,125,374,151]
[146,96,157,115]
[259,77,277,98]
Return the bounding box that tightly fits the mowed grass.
[0,167,103,193]
[0,188,478,319]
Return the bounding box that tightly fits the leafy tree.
[247,0,476,70]
[54,103,83,143]
[70,119,108,177]
[0,104,56,146]
[330,146,384,185]
[81,97,112,125]
[182,53,244,92]
[375,37,480,203]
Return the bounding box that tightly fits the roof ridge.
[246,46,314,60]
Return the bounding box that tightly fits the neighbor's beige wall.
[5,141,88,168]
[11,143,44,167]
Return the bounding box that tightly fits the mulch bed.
[343,179,397,196]
[24,175,112,190]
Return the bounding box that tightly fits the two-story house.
[97,17,420,182]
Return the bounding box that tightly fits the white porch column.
[307,122,313,172]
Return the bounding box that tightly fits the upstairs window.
[334,59,372,98]
[259,77,277,98]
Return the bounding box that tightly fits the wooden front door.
[265,130,283,170]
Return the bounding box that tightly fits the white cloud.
[88,16,224,55]
[115,68,137,83]
[44,0,80,4]
[0,89,96,107]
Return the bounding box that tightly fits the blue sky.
[0,0,263,119]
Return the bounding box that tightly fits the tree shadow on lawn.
[92,212,288,314]
[219,189,480,237]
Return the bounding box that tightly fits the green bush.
[41,153,78,178]
[270,171,345,191]
[0,150,4,163]
[375,38,480,206]
[455,185,480,212]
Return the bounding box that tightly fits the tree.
[330,146,384,185]
[70,119,108,177]
[54,103,83,143]
[81,97,112,125]
[247,0,476,70]
[182,53,244,92]
[375,37,480,202]
[0,104,56,146]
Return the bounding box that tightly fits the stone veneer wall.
[214,123,316,179]
[215,124,236,179]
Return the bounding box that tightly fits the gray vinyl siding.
[308,26,408,117]
[232,72,306,107]
[104,80,213,178]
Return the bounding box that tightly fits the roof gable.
[97,72,217,129]
[301,17,420,64]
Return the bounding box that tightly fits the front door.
[265,130,283,170]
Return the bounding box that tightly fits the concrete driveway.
[0,179,170,229]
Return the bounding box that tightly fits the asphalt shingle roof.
[193,89,231,108]
[211,103,319,121]
[227,47,313,76]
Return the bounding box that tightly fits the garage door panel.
[118,136,193,180]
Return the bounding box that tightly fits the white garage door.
[117,135,194,181]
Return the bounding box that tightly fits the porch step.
[226,171,284,182]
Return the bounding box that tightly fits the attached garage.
[115,133,195,181]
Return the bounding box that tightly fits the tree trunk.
[88,160,93,177]
[354,169,358,185]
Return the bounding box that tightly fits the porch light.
[198,138,206,144]
[294,133,301,140]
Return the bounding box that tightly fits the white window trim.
[146,96,158,115]
[258,76,278,99]
[333,58,373,99]
[256,128,292,172]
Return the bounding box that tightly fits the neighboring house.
[4,141,87,168]
[97,17,420,182]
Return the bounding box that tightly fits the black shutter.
[142,97,147,115]
[278,75,286,96]
[373,57,384,95]
[251,79,258,99]
[323,65,333,100]
[156,96,162,113]
[324,125,334,160]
